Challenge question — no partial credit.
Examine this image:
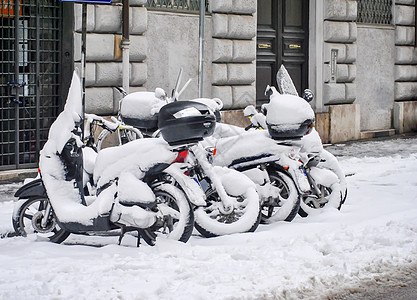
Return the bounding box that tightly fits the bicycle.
[84,113,143,151]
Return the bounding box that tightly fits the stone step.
[360,129,396,140]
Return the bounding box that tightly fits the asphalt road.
[329,263,417,300]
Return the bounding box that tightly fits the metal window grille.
[146,0,208,13]
[1,0,62,170]
[357,0,393,25]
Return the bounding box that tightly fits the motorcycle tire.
[194,187,261,238]
[298,181,343,218]
[145,184,194,243]
[12,197,70,244]
[261,170,300,223]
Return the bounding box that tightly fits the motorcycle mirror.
[244,105,257,117]
[302,89,314,102]
[155,87,167,100]
[264,85,273,97]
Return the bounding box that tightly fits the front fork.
[190,144,234,214]
[40,201,52,229]
[304,167,322,197]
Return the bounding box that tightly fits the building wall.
[322,0,357,107]
[72,0,416,142]
[394,0,417,133]
[356,26,395,131]
[73,0,148,115]
[145,11,213,101]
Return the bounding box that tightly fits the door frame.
[256,0,310,107]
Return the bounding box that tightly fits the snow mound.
[266,92,315,125]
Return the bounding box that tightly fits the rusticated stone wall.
[209,0,257,110]
[73,0,147,115]
[394,0,417,101]
[322,0,357,106]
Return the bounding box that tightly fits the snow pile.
[120,92,166,120]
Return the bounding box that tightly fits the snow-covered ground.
[0,136,417,299]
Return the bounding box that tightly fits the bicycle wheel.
[96,127,142,151]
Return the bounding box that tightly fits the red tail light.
[173,150,189,163]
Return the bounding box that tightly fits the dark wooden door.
[256,0,309,106]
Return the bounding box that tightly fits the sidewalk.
[0,169,38,184]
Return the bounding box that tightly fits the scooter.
[12,72,195,246]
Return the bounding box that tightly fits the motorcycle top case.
[119,92,165,132]
[267,119,314,140]
[158,101,216,146]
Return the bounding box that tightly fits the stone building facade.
[75,0,416,143]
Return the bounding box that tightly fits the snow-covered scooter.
[207,65,347,219]
[12,72,195,246]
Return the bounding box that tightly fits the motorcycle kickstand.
[118,225,127,246]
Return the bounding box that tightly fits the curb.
[0,169,38,184]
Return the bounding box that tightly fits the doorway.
[256,0,309,106]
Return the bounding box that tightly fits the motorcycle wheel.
[261,171,300,223]
[145,184,194,243]
[12,197,70,244]
[298,182,343,217]
[194,187,261,238]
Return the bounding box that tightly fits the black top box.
[158,101,216,146]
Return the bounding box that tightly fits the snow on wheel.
[194,167,261,238]
[12,197,70,244]
[261,170,300,223]
[298,167,343,217]
[147,184,194,243]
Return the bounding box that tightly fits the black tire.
[261,171,300,223]
[194,187,261,238]
[146,184,194,243]
[12,197,70,244]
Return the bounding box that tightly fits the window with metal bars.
[357,0,393,25]
[146,0,208,13]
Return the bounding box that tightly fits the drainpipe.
[198,0,205,98]
[121,0,130,93]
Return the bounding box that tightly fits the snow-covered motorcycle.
[156,100,261,237]
[244,66,346,216]
[12,72,194,246]
[207,65,347,219]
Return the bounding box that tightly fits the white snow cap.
[45,71,83,154]
[266,88,315,125]
[120,91,166,119]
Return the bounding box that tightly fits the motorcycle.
[12,72,195,246]
[212,65,346,218]
[204,65,347,220]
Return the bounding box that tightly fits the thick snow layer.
[120,92,166,119]
[1,137,417,299]
[93,137,176,188]
[266,92,315,125]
